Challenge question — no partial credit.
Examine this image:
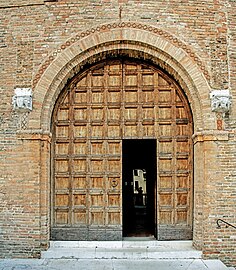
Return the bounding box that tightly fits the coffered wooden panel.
[52,59,193,240]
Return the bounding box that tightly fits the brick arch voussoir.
[33,22,209,89]
[31,22,211,132]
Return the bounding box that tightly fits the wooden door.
[51,59,193,240]
[156,76,193,240]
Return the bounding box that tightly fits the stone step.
[40,241,231,269]
[0,259,231,270]
[49,239,196,249]
[42,240,202,259]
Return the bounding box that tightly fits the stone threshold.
[49,239,195,249]
[42,240,202,259]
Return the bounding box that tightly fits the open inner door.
[122,139,157,237]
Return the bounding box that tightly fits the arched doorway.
[51,59,193,241]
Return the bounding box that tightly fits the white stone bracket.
[210,90,232,115]
[12,88,33,111]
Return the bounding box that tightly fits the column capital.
[192,130,230,144]
[16,129,52,142]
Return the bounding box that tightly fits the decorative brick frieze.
[32,22,209,89]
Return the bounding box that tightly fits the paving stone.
[0,259,230,270]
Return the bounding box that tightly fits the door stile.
[68,84,74,226]
[172,86,177,228]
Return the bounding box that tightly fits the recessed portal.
[51,59,193,241]
[122,139,157,237]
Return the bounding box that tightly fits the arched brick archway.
[31,22,214,250]
[31,22,213,133]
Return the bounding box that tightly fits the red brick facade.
[0,0,236,267]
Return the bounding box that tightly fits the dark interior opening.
[122,139,157,238]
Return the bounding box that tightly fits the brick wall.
[0,0,235,267]
[200,134,236,266]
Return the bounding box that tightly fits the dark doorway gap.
[122,139,157,238]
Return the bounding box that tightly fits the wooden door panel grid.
[52,60,193,239]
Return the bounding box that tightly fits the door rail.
[216,219,236,230]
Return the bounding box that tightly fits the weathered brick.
[0,0,236,268]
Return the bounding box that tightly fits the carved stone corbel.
[210,90,231,114]
[210,89,232,130]
[12,88,32,130]
[12,88,32,111]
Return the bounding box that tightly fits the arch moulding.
[30,22,213,132]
